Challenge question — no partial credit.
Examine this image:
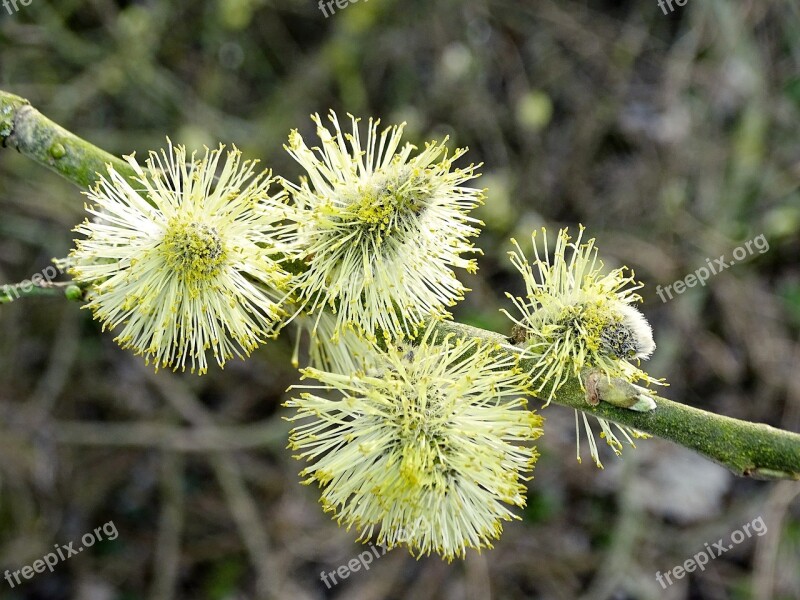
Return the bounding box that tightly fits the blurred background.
[1,0,799,598]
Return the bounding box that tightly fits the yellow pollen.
[391,389,449,490]
[160,219,226,281]
[350,171,423,232]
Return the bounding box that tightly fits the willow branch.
[1,89,134,187]
[0,280,80,304]
[432,321,800,481]
[2,88,798,481]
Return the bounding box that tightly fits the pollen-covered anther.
[161,220,226,280]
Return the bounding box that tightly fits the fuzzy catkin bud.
[283,111,484,342]
[285,323,543,560]
[68,141,298,374]
[504,226,663,467]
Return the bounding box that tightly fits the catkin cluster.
[67,112,660,558]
